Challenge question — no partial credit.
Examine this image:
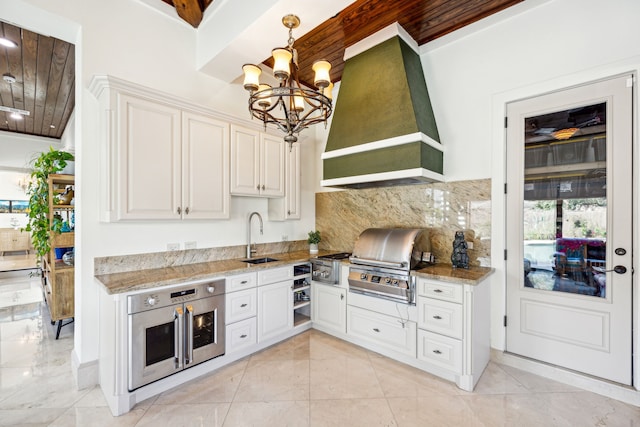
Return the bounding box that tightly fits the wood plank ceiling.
[0,21,75,139]
[0,0,522,140]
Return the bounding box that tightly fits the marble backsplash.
[94,240,308,275]
[315,179,492,267]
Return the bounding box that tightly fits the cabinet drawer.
[226,317,257,354]
[417,279,463,303]
[417,330,462,374]
[347,305,416,357]
[226,288,257,324]
[258,266,292,286]
[418,297,463,339]
[227,272,257,292]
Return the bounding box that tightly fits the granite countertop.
[412,263,494,285]
[95,250,337,295]
[96,250,494,295]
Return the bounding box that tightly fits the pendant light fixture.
[242,14,333,150]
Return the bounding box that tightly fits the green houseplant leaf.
[23,147,74,259]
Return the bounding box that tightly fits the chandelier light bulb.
[257,84,273,109]
[242,64,261,92]
[293,94,305,112]
[272,48,292,81]
[324,82,334,100]
[312,60,331,89]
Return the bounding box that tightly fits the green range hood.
[321,24,444,189]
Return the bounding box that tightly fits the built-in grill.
[348,228,432,304]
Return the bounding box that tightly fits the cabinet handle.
[373,328,380,333]
[262,185,265,190]
[340,294,344,300]
[433,349,442,355]
[177,207,182,215]
[433,289,443,293]
[433,315,442,320]
[240,303,247,308]
[241,280,248,284]
[256,185,260,190]
[185,207,190,215]
[240,334,247,338]
[287,210,291,215]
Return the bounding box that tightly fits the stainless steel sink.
[242,257,279,264]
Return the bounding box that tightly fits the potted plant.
[307,230,321,254]
[23,147,74,259]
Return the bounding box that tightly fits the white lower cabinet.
[347,305,417,357]
[257,272,294,342]
[226,317,257,354]
[312,283,346,334]
[416,277,490,391]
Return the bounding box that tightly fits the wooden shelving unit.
[42,174,75,339]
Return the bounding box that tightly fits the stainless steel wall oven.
[128,278,225,390]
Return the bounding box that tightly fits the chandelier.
[242,14,333,150]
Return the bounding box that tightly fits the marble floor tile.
[0,272,639,426]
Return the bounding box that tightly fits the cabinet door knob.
[340,294,344,300]
[177,207,182,215]
[185,207,190,215]
[256,185,260,190]
[261,185,265,190]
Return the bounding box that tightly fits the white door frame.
[490,64,640,396]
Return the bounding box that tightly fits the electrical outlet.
[282,235,288,242]
[466,241,474,250]
[185,241,197,250]
[167,243,180,251]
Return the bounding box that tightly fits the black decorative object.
[451,231,469,269]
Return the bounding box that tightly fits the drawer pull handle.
[240,334,247,338]
[433,349,442,355]
[241,280,248,284]
[373,328,380,333]
[240,303,248,307]
[433,315,442,320]
[433,289,443,293]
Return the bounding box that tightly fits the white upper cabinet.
[230,125,285,197]
[89,76,230,221]
[269,142,301,220]
[116,94,182,220]
[181,112,230,219]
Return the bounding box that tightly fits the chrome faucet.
[247,212,263,258]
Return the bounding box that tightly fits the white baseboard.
[492,349,640,407]
[72,349,99,390]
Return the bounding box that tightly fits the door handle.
[613,265,627,274]
[174,307,184,369]
[185,304,193,365]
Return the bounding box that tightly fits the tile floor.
[1,270,639,426]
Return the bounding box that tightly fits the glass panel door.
[523,102,607,298]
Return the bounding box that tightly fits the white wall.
[413,0,640,388]
[3,0,316,384]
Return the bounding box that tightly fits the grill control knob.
[207,286,215,294]
[392,280,399,286]
[360,273,367,280]
[146,296,157,306]
[384,278,391,284]
[321,271,329,278]
[312,270,319,276]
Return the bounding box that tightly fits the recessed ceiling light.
[0,37,18,48]
[50,124,56,129]
[10,112,23,120]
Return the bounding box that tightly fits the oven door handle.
[174,306,184,369]
[349,257,406,269]
[185,304,194,365]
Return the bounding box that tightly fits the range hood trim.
[321,167,444,188]
[344,22,419,61]
[321,131,442,160]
